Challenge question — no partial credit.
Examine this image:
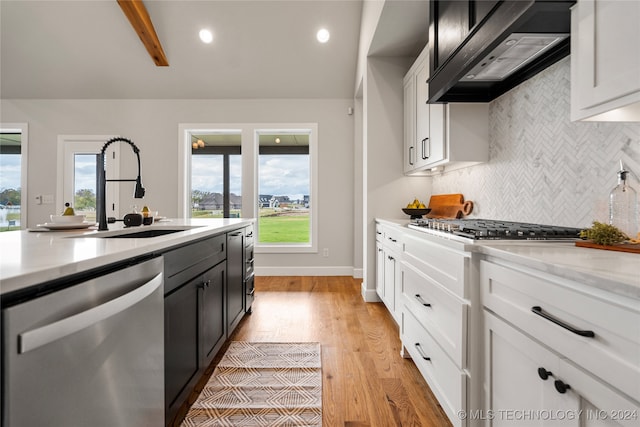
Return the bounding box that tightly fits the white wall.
[354,0,385,96]
[1,98,356,274]
[363,56,431,300]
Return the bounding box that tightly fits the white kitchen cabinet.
[399,229,472,427]
[485,311,639,427]
[571,0,640,121]
[374,221,403,323]
[403,46,489,174]
[481,259,640,426]
[403,45,445,174]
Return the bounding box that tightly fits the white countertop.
[0,218,255,298]
[376,218,640,299]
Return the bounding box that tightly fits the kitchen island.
[1,217,255,427]
[0,217,254,299]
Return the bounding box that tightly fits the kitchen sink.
[72,226,204,239]
[101,229,186,238]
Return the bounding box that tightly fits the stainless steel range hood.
[428,1,575,103]
[460,33,568,82]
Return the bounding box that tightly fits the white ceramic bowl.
[50,214,86,224]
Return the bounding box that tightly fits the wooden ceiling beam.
[117,0,169,66]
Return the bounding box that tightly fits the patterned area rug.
[181,342,322,427]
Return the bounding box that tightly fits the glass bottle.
[609,162,638,239]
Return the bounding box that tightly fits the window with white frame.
[179,123,318,253]
[0,124,28,230]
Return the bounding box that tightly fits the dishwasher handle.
[19,271,163,354]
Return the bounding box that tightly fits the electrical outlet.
[322,248,329,257]
[35,195,43,205]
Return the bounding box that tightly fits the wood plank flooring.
[176,276,452,427]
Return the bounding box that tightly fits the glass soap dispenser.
[609,160,638,239]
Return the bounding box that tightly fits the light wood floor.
[180,276,452,427]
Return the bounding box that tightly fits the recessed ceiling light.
[316,28,330,43]
[199,29,213,44]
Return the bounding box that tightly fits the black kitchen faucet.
[96,137,145,231]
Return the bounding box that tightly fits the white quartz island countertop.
[0,218,255,298]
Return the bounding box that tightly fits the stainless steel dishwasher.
[2,256,164,427]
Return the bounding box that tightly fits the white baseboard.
[361,282,381,302]
[255,266,356,276]
[352,268,363,279]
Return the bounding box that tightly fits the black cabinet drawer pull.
[554,380,571,394]
[387,255,395,261]
[531,306,595,338]
[388,237,397,242]
[414,294,431,307]
[414,343,430,361]
[537,367,553,380]
[199,279,211,290]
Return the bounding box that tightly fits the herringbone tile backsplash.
[431,57,640,228]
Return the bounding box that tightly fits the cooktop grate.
[409,218,583,240]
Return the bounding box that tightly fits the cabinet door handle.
[387,255,395,261]
[554,380,571,394]
[414,294,431,307]
[199,279,211,289]
[414,343,431,361]
[376,231,382,235]
[531,306,595,338]
[537,367,553,380]
[247,288,255,296]
[409,146,414,165]
[421,137,429,159]
[246,258,255,264]
[388,237,397,243]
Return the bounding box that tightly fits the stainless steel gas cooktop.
[408,218,583,241]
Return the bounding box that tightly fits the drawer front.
[403,233,468,298]
[384,227,404,253]
[375,223,384,243]
[402,261,467,369]
[481,260,640,401]
[164,234,226,294]
[245,244,254,277]
[402,308,466,427]
[244,224,254,248]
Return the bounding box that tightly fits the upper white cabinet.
[404,46,489,175]
[571,0,640,121]
[404,48,445,173]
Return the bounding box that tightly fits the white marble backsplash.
[432,57,640,228]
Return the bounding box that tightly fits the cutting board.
[425,194,474,219]
[575,240,640,254]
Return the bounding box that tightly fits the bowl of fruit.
[402,198,431,219]
[50,203,85,223]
